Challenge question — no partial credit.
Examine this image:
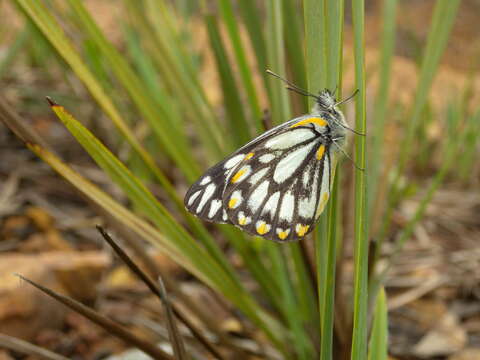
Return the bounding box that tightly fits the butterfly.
[184,71,359,241]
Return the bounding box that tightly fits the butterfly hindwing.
[222,126,332,241]
[184,116,312,224]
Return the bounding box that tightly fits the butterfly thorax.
[311,90,347,149]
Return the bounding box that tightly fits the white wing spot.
[187,190,202,206]
[262,191,280,217]
[196,183,216,213]
[199,176,211,185]
[258,153,275,163]
[224,154,245,169]
[248,167,269,185]
[208,199,222,218]
[279,190,295,222]
[222,210,228,221]
[248,180,269,213]
[264,129,315,150]
[273,141,316,184]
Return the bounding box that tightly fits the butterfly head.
[316,89,337,110]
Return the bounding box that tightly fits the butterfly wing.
[184,117,307,223]
[222,125,334,241]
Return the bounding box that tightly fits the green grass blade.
[368,288,388,360]
[237,0,271,106]
[205,13,251,148]
[266,0,291,124]
[218,0,262,125]
[320,176,340,360]
[368,0,397,196]
[350,0,369,359]
[304,0,327,98]
[282,0,308,111]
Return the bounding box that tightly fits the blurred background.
[0,0,479,359]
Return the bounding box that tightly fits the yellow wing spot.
[296,224,310,237]
[228,198,238,209]
[278,231,288,240]
[231,168,246,183]
[256,221,269,235]
[291,117,328,128]
[316,145,326,160]
[239,216,247,225]
[244,152,254,160]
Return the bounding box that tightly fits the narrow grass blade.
[15,274,174,360]
[319,176,341,360]
[282,0,308,111]
[368,288,388,360]
[350,1,369,359]
[238,1,271,106]
[303,0,327,97]
[218,0,262,124]
[266,0,291,124]
[369,0,397,265]
[205,13,251,148]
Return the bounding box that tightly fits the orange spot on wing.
[228,198,238,208]
[296,224,310,237]
[257,222,269,235]
[231,169,246,183]
[278,231,288,240]
[291,117,328,128]
[316,145,326,160]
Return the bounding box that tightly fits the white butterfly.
[185,73,358,241]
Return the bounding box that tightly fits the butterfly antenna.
[331,139,365,171]
[266,70,317,98]
[331,89,366,136]
[331,84,338,97]
[334,89,359,107]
